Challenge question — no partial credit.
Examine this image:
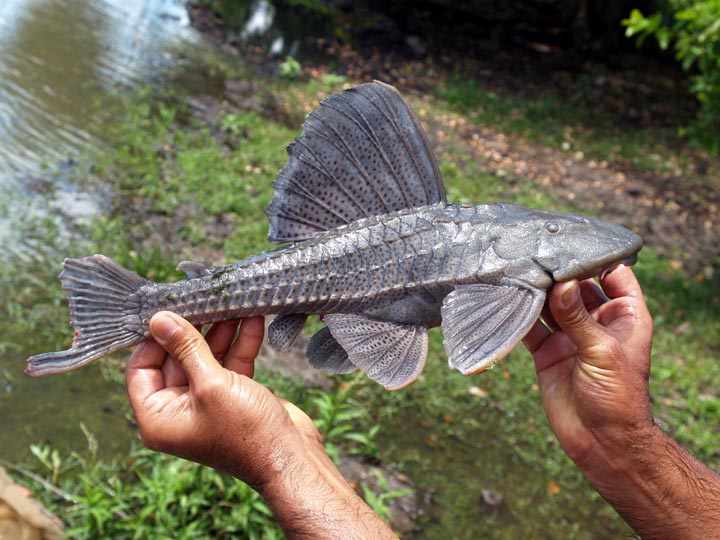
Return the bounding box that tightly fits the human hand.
[125,312,326,488]
[523,266,720,540]
[126,312,397,540]
[522,264,655,467]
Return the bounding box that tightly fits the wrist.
[573,422,720,540]
[257,434,396,540]
[575,420,661,490]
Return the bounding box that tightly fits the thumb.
[550,281,609,361]
[149,311,218,384]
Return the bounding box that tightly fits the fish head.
[494,204,642,282]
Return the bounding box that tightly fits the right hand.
[125,312,329,488]
[126,313,398,540]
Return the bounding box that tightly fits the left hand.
[522,265,654,466]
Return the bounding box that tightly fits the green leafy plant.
[623,1,720,154]
[361,470,412,524]
[307,377,380,463]
[279,56,302,80]
[25,443,283,539]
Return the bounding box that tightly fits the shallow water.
[0,0,205,462]
[0,0,197,176]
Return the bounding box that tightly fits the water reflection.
[240,0,286,56]
[0,0,196,176]
[0,0,202,462]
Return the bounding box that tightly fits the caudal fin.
[26,255,150,376]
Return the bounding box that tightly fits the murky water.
[0,0,197,175]
[0,0,207,461]
[0,0,334,465]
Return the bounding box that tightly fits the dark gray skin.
[26,82,641,389]
[159,202,636,328]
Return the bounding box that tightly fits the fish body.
[26,82,642,389]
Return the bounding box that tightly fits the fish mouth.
[553,249,641,282]
[600,253,638,279]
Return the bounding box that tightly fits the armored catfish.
[26,81,642,389]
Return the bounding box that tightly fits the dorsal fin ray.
[265,81,446,243]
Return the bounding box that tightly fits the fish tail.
[26,255,150,377]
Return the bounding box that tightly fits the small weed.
[307,375,381,462]
[279,56,302,80]
[24,443,283,540]
[361,470,412,524]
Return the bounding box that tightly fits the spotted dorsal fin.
[265,81,446,243]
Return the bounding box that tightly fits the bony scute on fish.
[26,81,642,389]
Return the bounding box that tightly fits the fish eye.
[546,223,560,234]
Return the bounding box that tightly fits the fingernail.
[559,280,579,309]
[150,312,181,346]
[601,263,625,279]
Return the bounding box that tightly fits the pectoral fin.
[324,314,428,390]
[441,284,545,375]
[307,326,356,374]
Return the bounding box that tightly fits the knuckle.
[562,304,590,328]
[168,331,200,361]
[586,339,615,359]
[584,335,623,367]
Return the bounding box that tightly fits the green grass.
[3,65,718,539]
[437,74,698,174]
[26,442,284,540]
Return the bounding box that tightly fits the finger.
[549,280,608,358]
[540,302,559,331]
[579,279,607,313]
[538,278,604,331]
[531,331,578,374]
[225,316,265,377]
[599,264,643,301]
[149,311,219,385]
[522,319,551,354]
[126,339,168,407]
[162,356,188,388]
[205,320,241,362]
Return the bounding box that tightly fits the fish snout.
[552,229,642,282]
